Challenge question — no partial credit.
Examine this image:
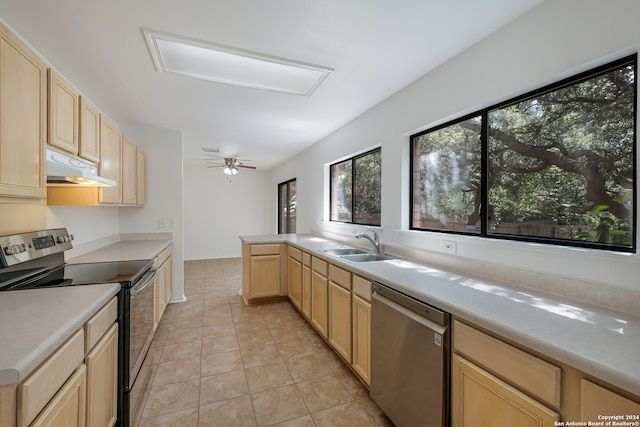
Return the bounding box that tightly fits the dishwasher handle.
[373,291,448,337]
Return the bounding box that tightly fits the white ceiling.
[0,0,541,169]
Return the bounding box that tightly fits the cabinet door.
[328,281,351,362]
[78,96,100,163]
[250,255,281,298]
[121,135,137,205]
[288,257,302,310]
[0,22,46,199]
[31,365,86,427]
[98,115,122,204]
[310,270,328,338]
[48,69,79,155]
[136,146,147,205]
[155,259,169,327]
[352,294,371,385]
[452,354,559,427]
[163,256,172,306]
[86,324,118,427]
[301,263,311,319]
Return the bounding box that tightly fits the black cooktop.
[0,259,153,291]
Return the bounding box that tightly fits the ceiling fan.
[202,149,256,175]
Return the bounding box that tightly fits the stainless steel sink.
[323,248,368,256]
[339,253,397,262]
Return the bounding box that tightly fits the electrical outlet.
[442,240,457,254]
[158,218,166,228]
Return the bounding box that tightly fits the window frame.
[410,54,637,253]
[329,147,382,226]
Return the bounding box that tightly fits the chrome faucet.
[356,229,380,253]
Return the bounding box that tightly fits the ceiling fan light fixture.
[143,29,333,96]
[223,166,238,175]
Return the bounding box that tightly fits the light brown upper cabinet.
[136,146,147,205]
[99,115,122,204]
[121,135,137,205]
[79,96,101,163]
[0,21,47,200]
[47,69,79,155]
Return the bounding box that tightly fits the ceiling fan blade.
[237,165,256,169]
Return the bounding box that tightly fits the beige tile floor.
[133,258,393,427]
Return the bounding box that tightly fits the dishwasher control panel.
[372,282,449,326]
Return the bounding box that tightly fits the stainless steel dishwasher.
[371,282,450,427]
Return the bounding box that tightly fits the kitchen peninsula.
[241,233,640,423]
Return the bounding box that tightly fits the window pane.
[487,64,635,249]
[278,179,296,234]
[288,180,297,233]
[331,160,352,222]
[412,116,482,233]
[354,150,381,225]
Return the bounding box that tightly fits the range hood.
[46,148,116,187]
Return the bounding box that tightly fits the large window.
[330,148,381,225]
[411,55,636,252]
[278,178,296,234]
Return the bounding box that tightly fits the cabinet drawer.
[352,275,372,302]
[85,297,117,353]
[581,379,640,420]
[329,264,351,290]
[18,329,84,426]
[302,252,311,267]
[453,320,561,409]
[250,244,281,256]
[155,245,172,267]
[311,256,328,276]
[288,246,302,261]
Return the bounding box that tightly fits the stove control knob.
[56,236,65,243]
[4,244,25,255]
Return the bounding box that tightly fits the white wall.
[119,123,186,301]
[47,207,120,244]
[183,162,272,260]
[270,0,640,293]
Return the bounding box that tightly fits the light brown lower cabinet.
[287,248,302,310]
[242,243,284,304]
[2,297,119,427]
[351,293,371,385]
[155,246,173,328]
[581,379,640,422]
[328,264,352,363]
[301,252,311,319]
[328,281,351,362]
[310,269,328,338]
[30,365,86,427]
[86,323,118,427]
[452,354,559,427]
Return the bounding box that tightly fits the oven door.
[128,268,156,390]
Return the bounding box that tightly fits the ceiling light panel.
[143,29,333,96]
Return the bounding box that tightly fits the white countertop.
[241,234,640,397]
[0,235,172,387]
[0,283,121,386]
[67,238,172,264]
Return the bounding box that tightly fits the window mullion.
[481,111,489,236]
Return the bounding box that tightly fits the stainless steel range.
[0,228,156,427]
